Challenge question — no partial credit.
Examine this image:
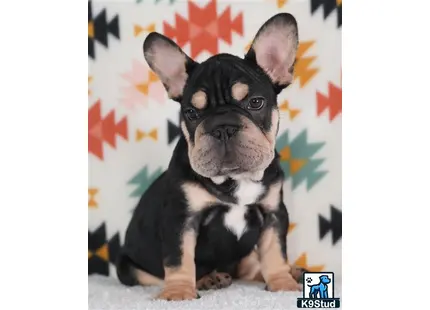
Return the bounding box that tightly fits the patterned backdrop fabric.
[88,0,342,280]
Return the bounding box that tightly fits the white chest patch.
[223,180,264,239]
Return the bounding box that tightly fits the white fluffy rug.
[89,275,342,310]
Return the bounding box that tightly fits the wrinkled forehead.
[182,54,272,105]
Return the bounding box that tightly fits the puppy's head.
[143,13,298,182]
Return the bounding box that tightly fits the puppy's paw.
[156,284,199,301]
[197,272,232,290]
[265,274,302,292]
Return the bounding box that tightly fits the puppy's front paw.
[197,272,233,290]
[157,283,199,301]
[265,274,302,292]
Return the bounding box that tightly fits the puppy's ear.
[245,13,298,91]
[143,32,198,102]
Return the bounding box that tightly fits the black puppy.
[116,13,304,301]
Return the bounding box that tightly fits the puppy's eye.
[247,97,265,110]
[185,108,199,120]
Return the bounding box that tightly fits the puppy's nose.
[210,125,239,141]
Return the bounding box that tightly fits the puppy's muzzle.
[210,124,239,141]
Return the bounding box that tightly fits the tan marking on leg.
[259,181,283,212]
[258,227,301,291]
[157,230,198,300]
[135,268,164,286]
[237,250,264,282]
[191,90,207,109]
[181,182,219,212]
[231,82,249,101]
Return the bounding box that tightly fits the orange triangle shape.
[136,129,145,141]
[135,83,149,95]
[279,147,291,161]
[88,250,93,259]
[290,158,307,175]
[96,244,109,261]
[134,25,143,37]
[277,0,288,8]
[88,22,94,38]
[148,70,158,83]
[294,253,325,272]
[88,198,97,208]
[279,100,289,111]
[289,109,300,120]
[149,129,158,140]
[288,222,296,233]
[146,23,156,33]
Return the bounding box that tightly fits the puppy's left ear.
[245,13,298,92]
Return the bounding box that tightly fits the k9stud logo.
[297,272,340,308]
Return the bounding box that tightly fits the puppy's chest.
[205,180,265,239]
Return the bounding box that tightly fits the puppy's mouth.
[189,114,274,179]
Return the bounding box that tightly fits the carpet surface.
[89,275,342,310]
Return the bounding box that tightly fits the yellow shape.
[88,76,93,96]
[135,83,149,95]
[88,188,98,208]
[148,70,159,83]
[136,129,158,141]
[148,128,158,140]
[96,244,109,261]
[279,100,301,120]
[294,41,319,88]
[294,253,325,272]
[337,0,342,6]
[277,0,288,8]
[280,146,291,161]
[88,22,94,39]
[288,222,296,233]
[134,23,156,37]
[290,158,307,175]
[289,109,300,120]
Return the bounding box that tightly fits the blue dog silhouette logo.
[297,272,340,308]
[306,275,331,298]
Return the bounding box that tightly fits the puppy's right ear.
[143,32,198,102]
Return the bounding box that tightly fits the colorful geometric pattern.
[128,165,164,198]
[279,100,301,121]
[163,0,243,58]
[319,205,342,245]
[88,1,120,60]
[294,253,325,272]
[88,188,99,208]
[88,223,120,276]
[276,130,328,191]
[121,59,166,109]
[88,100,129,160]
[167,111,181,145]
[133,23,156,37]
[89,0,341,280]
[135,128,158,142]
[294,41,319,88]
[311,0,342,28]
[316,82,342,121]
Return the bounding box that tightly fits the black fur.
[116,138,289,284]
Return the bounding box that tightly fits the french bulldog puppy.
[116,13,305,301]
